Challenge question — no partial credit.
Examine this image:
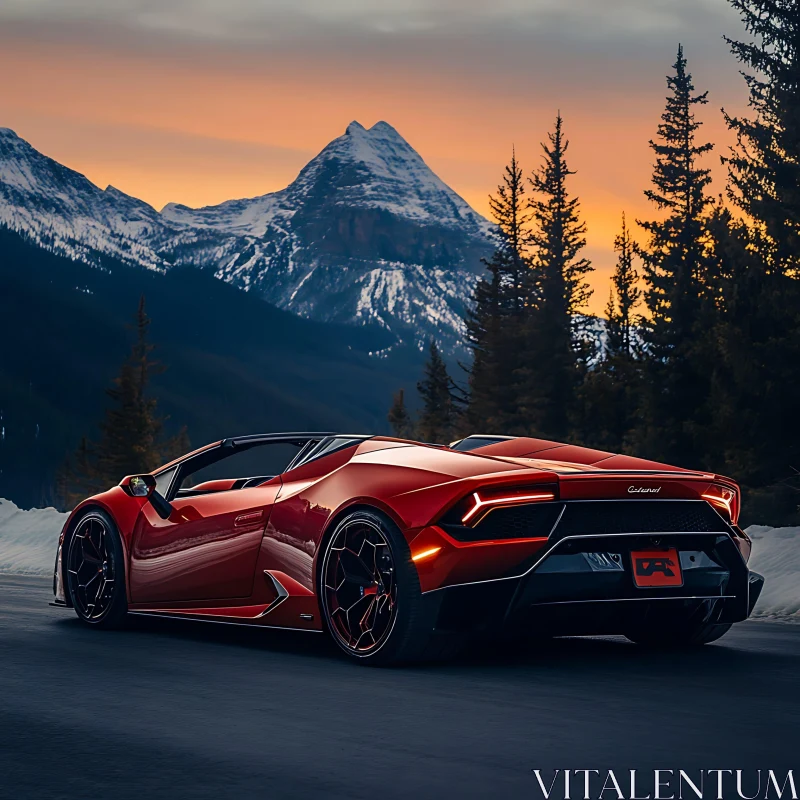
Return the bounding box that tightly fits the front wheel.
[66,510,128,628]
[319,510,461,665]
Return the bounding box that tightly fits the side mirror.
[121,474,174,520]
[128,474,155,497]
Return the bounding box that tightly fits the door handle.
[234,510,264,527]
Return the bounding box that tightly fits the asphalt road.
[1,575,798,800]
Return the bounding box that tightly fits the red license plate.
[630,548,683,588]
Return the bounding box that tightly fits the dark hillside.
[0,227,421,507]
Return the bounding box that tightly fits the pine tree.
[712,1,800,522]
[633,46,717,467]
[724,0,800,276]
[606,212,641,358]
[465,149,530,433]
[517,113,593,440]
[529,114,594,323]
[487,146,530,311]
[387,388,414,439]
[710,216,800,523]
[575,214,642,452]
[58,296,189,508]
[94,296,165,482]
[417,341,462,444]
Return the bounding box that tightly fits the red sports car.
[52,432,764,663]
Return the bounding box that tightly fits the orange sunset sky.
[0,0,750,316]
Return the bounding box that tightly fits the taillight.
[447,484,558,527]
[702,484,740,525]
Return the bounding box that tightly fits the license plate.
[630,548,683,588]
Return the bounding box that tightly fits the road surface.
[0,575,797,799]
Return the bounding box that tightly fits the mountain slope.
[0,227,421,509]
[0,127,171,270]
[0,122,493,350]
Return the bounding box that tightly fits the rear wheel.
[319,510,461,665]
[625,600,732,647]
[66,510,128,628]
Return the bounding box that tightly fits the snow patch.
[0,498,66,576]
[746,525,800,622]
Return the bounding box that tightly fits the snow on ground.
[0,498,66,576]
[0,497,798,621]
[746,526,800,622]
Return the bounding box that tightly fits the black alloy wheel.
[319,509,465,665]
[67,511,128,627]
[321,515,399,656]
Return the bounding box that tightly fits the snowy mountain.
[164,121,489,235]
[0,128,169,270]
[0,121,494,350]
[162,120,492,348]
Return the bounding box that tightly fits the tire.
[66,509,128,629]
[318,509,462,665]
[625,600,732,648]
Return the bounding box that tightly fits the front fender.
[57,486,147,603]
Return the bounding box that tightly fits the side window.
[175,442,304,497]
[154,466,177,498]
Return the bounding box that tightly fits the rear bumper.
[748,570,765,615]
[423,531,763,636]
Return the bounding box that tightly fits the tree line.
[388,0,800,525]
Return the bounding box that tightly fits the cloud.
[0,0,739,44]
[0,0,746,101]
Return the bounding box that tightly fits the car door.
[128,483,281,604]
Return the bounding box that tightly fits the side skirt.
[127,610,323,633]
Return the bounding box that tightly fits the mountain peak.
[293,118,490,233]
[0,128,31,155]
[104,184,159,214]
[344,119,407,146]
[369,120,400,136]
[345,120,401,136]
[164,118,491,242]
